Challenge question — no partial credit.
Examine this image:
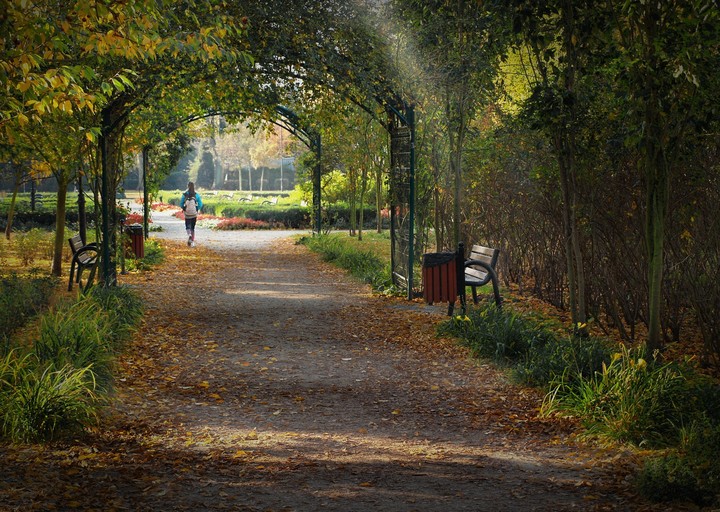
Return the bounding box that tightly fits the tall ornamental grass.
[543,346,703,448]
[34,299,117,392]
[2,358,100,443]
[85,284,145,344]
[1,285,144,443]
[0,273,58,353]
[440,305,556,363]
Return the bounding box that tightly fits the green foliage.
[439,304,555,364]
[515,335,612,388]
[1,361,100,444]
[442,301,720,504]
[545,346,704,448]
[322,205,379,230]
[34,299,118,391]
[85,285,145,344]
[0,273,58,352]
[0,285,143,443]
[637,419,720,506]
[300,234,395,293]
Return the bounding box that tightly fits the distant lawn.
[328,230,392,265]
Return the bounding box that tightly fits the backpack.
[184,193,198,218]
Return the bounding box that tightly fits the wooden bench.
[68,234,99,292]
[457,243,502,312]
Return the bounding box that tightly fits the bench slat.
[469,245,496,261]
[465,267,488,281]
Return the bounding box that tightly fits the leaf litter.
[0,237,697,511]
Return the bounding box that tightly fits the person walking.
[180,181,203,247]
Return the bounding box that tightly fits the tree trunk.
[434,186,443,251]
[557,137,580,325]
[100,103,127,287]
[349,167,357,237]
[375,165,383,233]
[448,116,466,251]
[359,167,368,242]
[645,106,667,353]
[560,0,587,328]
[78,174,87,243]
[4,164,20,240]
[639,1,668,353]
[51,177,68,276]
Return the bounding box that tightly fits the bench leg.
[471,286,478,304]
[68,264,76,291]
[81,264,98,293]
[489,271,502,310]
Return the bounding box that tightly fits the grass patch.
[543,345,705,448]
[0,273,59,353]
[299,233,396,293]
[1,357,101,443]
[1,285,144,443]
[123,238,165,272]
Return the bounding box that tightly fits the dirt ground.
[0,231,699,511]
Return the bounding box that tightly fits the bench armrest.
[71,244,99,265]
[464,258,496,286]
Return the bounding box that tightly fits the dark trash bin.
[125,224,144,259]
[422,251,458,314]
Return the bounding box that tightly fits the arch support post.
[313,133,322,235]
[386,100,416,300]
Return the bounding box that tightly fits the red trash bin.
[422,252,458,307]
[125,224,144,259]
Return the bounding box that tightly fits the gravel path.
[0,207,671,512]
[147,206,305,251]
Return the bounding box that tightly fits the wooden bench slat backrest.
[68,235,95,265]
[69,235,83,251]
[464,245,499,282]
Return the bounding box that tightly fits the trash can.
[422,251,458,311]
[125,224,144,259]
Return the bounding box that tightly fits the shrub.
[514,334,612,387]
[13,228,51,266]
[123,213,149,225]
[0,273,58,353]
[215,217,271,230]
[544,346,702,447]
[221,206,311,228]
[34,299,117,391]
[2,362,100,443]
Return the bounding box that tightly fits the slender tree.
[612,0,720,351]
